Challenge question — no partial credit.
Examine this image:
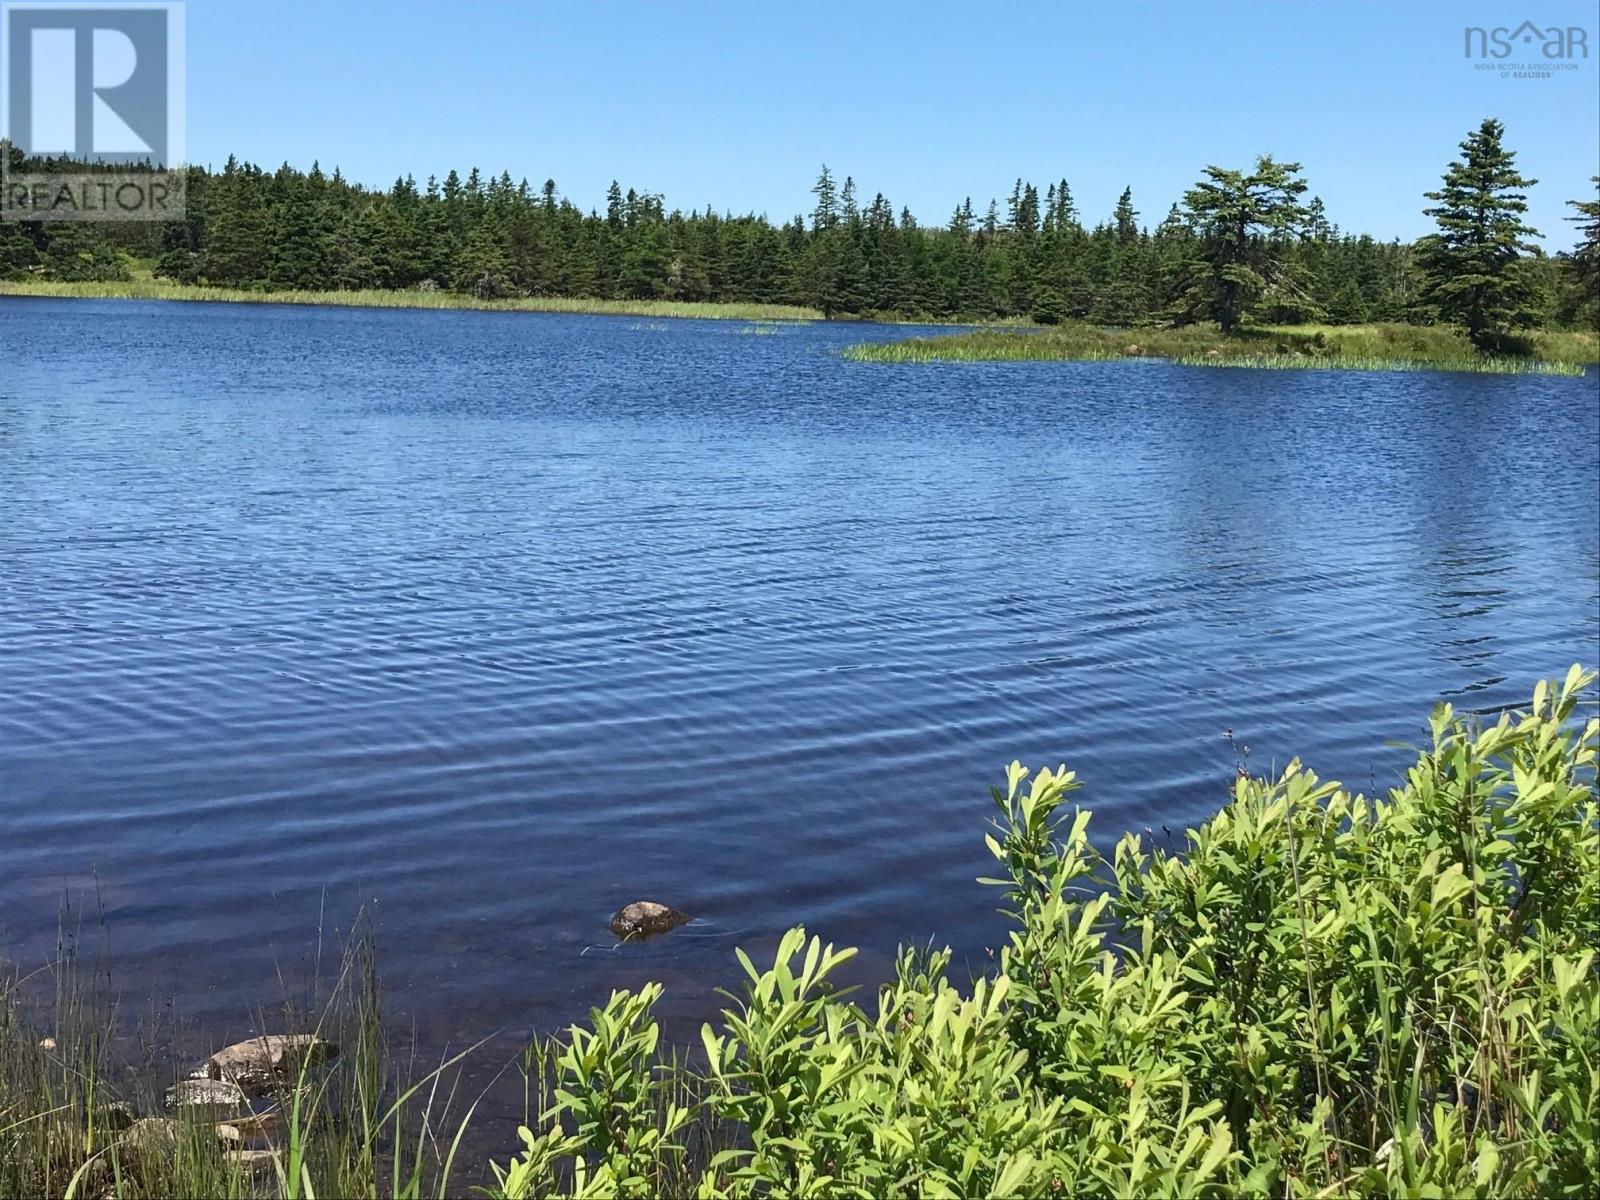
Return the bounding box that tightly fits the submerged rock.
[166,1077,246,1115]
[226,1109,282,1138]
[610,901,691,941]
[120,1117,181,1153]
[120,1114,245,1158]
[191,1034,337,1094]
[225,1148,279,1178]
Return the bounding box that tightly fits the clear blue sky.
[184,0,1599,249]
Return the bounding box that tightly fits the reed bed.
[0,280,822,323]
[1171,353,1587,375]
[844,319,1595,374]
[1,913,480,1199]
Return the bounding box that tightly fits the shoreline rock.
[191,1033,337,1095]
[165,1077,246,1116]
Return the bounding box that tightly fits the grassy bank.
[845,320,1596,375]
[0,917,483,1199]
[4,670,1596,1197]
[0,278,823,323]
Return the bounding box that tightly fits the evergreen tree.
[266,166,331,288]
[833,226,872,314]
[40,222,128,280]
[16,138,1574,336]
[1112,187,1139,243]
[811,165,839,232]
[1053,179,1078,230]
[617,220,667,299]
[1417,118,1541,350]
[1029,285,1066,325]
[1561,176,1600,327]
[1182,155,1308,332]
[0,219,40,278]
[1304,196,1332,241]
[202,157,271,285]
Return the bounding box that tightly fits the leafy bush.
[491,668,1598,1198]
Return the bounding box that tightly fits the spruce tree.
[202,158,271,285]
[0,219,40,278]
[1112,187,1139,243]
[41,222,129,281]
[1054,179,1078,230]
[1417,118,1541,350]
[1562,176,1599,327]
[811,166,839,232]
[1182,155,1308,333]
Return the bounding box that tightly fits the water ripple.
[2,297,1596,1063]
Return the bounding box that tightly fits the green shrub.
[491,668,1598,1198]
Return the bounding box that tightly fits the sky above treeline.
[185,0,1598,250]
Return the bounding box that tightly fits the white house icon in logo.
[1509,19,1544,44]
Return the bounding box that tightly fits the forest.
[3,120,1597,339]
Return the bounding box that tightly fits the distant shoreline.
[0,279,825,322]
[6,280,1590,376]
[844,320,1596,376]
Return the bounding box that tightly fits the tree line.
[3,119,1596,343]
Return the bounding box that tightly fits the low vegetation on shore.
[845,320,1596,375]
[3,669,1595,1197]
[0,278,822,322]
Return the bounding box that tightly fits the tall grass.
[0,279,822,323]
[0,914,478,1199]
[845,320,1595,374]
[1169,353,1587,376]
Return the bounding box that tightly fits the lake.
[2,298,1596,1081]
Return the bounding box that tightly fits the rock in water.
[120,1117,181,1153]
[121,1114,243,1158]
[191,1034,337,1094]
[610,901,691,940]
[226,1109,282,1138]
[225,1148,280,1179]
[166,1077,246,1115]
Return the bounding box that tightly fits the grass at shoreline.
[1,915,480,1199]
[845,320,1596,375]
[14,279,1579,374]
[0,278,824,323]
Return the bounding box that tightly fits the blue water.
[2,297,1596,1058]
